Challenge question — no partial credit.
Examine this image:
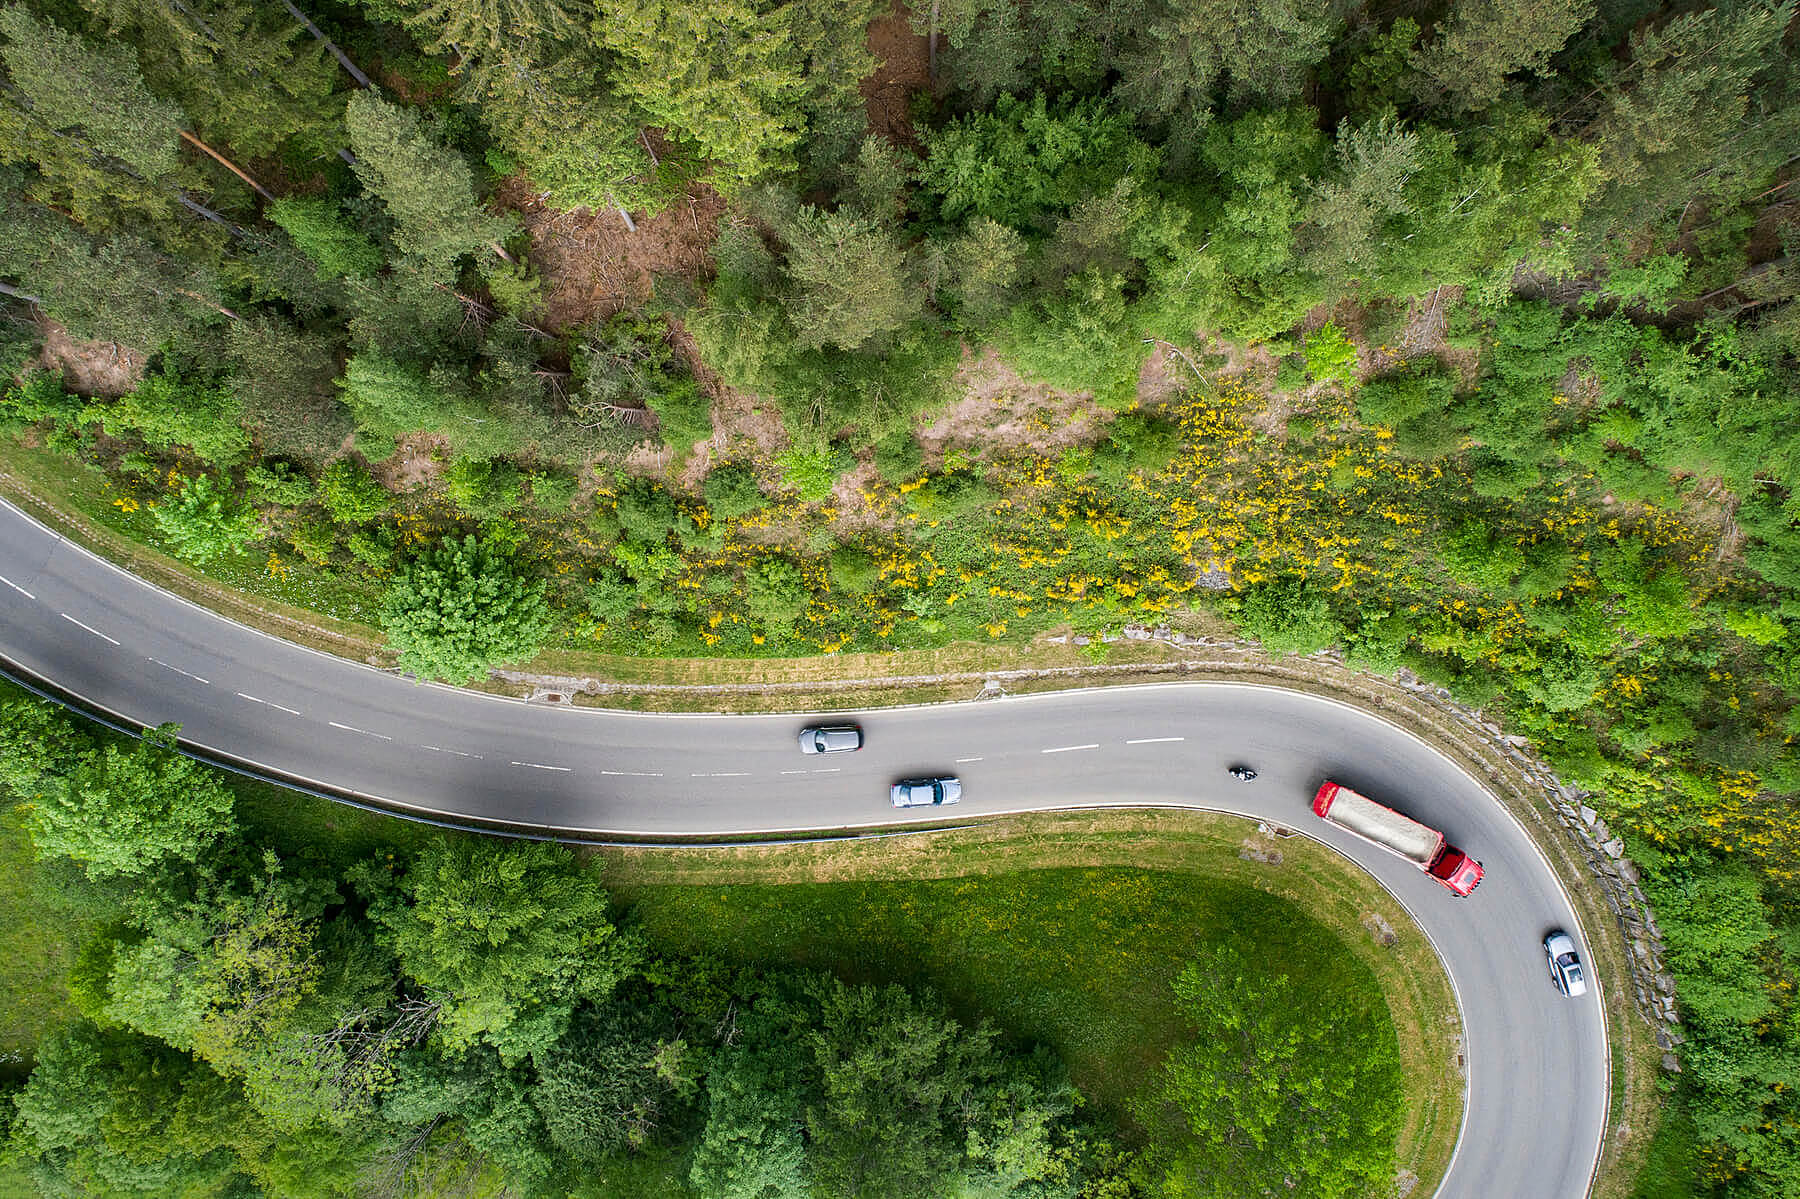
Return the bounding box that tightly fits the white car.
[799,725,863,754]
[1544,930,1587,997]
[891,776,961,808]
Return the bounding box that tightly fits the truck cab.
[1428,850,1484,897]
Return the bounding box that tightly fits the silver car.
[891,776,961,808]
[1544,930,1587,997]
[799,725,863,754]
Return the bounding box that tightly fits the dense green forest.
[2,0,1799,1193]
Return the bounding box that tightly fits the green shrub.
[776,446,852,504]
[1302,322,1359,390]
[873,433,924,484]
[1232,576,1344,656]
[151,474,258,564]
[445,458,523,522]
[317,458,389,524]
[702,463,767,521]
[245,463,314,508]
[268,197,384,280]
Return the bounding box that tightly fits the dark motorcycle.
[1227,765,1258,782]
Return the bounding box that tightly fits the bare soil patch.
[369,433,449,493]
[864,2,932,148]
[919,346,1113,466]
[499,178,727,334]
[34,321,145,397]
[666,319,788,491]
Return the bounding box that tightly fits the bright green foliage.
[1407,0,1596,113]
[444,456,522,522]
[379,535,553,683]
[702,463,768,520]
[744,556,811,639]
[344,91,514,278]
[1150,944,1400,1198]
[0,6,185,180]
[317,458,388,524]
[1302,322,1360,389]
[1299,114,1422,283]
[1,369,81,425]
[775,445,849,503]
[268,198,385,281]
[26,723,236,878]
[105,367,250,465]
[358,839,640,1058]
[0,694,91,798]
[596,0,805,191]
[394,0,584,60]
[337,351,461,452]
[151,474,259,563]
[803,978,1076,1197]
[919,92,1145,229]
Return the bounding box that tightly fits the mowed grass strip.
[600,807,1463,1192]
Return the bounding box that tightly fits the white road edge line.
[328,720,392,741]
[0,572,34,599]
[148,658,210,685]
[1040,743,1099,754]
[1126,736,1185,744]
[59,613,119,645]
[510,761,572,772]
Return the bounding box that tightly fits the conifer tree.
[1406,0,1596,113]
[344,91,515,279]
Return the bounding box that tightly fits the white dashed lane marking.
[59,613,119,645]
[955,756,985,763]
[329,720,392,741]
[0,573,34,599]
[422,745,481,759]
[236,692,303,716]
[600,769,662,777]
[692,771,750,778]
[511,761,572,772]
[148,658,210,685]
[1040,743,1098,754]
[1126,736,1185,744]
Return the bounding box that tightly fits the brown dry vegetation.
[919,346,1114,466]
[34,321,145,397]
[864,2,933,149]
[499,176,727,335]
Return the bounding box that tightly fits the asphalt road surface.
[0,497,1608,1196]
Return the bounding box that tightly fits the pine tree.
[595,0,806,191]
[0,5,185,179]
[778,205,922,352]
[1407,0,1596,113]
[344,91,515,279]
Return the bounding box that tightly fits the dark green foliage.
[356,838,640,1058]
[344,91,515,279]
[227,316,351,462]
[379,535,553,683]
[0,6,185,181]
[531,1004,683,1160]
[702,463,768,521]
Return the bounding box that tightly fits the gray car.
[799,725,863,754]
[891,776,962,808]
[1544,930,1587,997]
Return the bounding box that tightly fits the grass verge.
[597,808,1464,1195]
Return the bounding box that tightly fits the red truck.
[1312,781,1484,896]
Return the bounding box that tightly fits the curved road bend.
[0,497,1606,1196]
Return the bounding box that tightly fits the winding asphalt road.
[0,496,1607,1196]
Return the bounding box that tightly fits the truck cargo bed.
[1315,784,1442,865]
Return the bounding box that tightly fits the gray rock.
[1591,818,1611,842]
[1072,635,1090,646]
[1661,1053,1682,1073]
[1045,634,1068,644]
